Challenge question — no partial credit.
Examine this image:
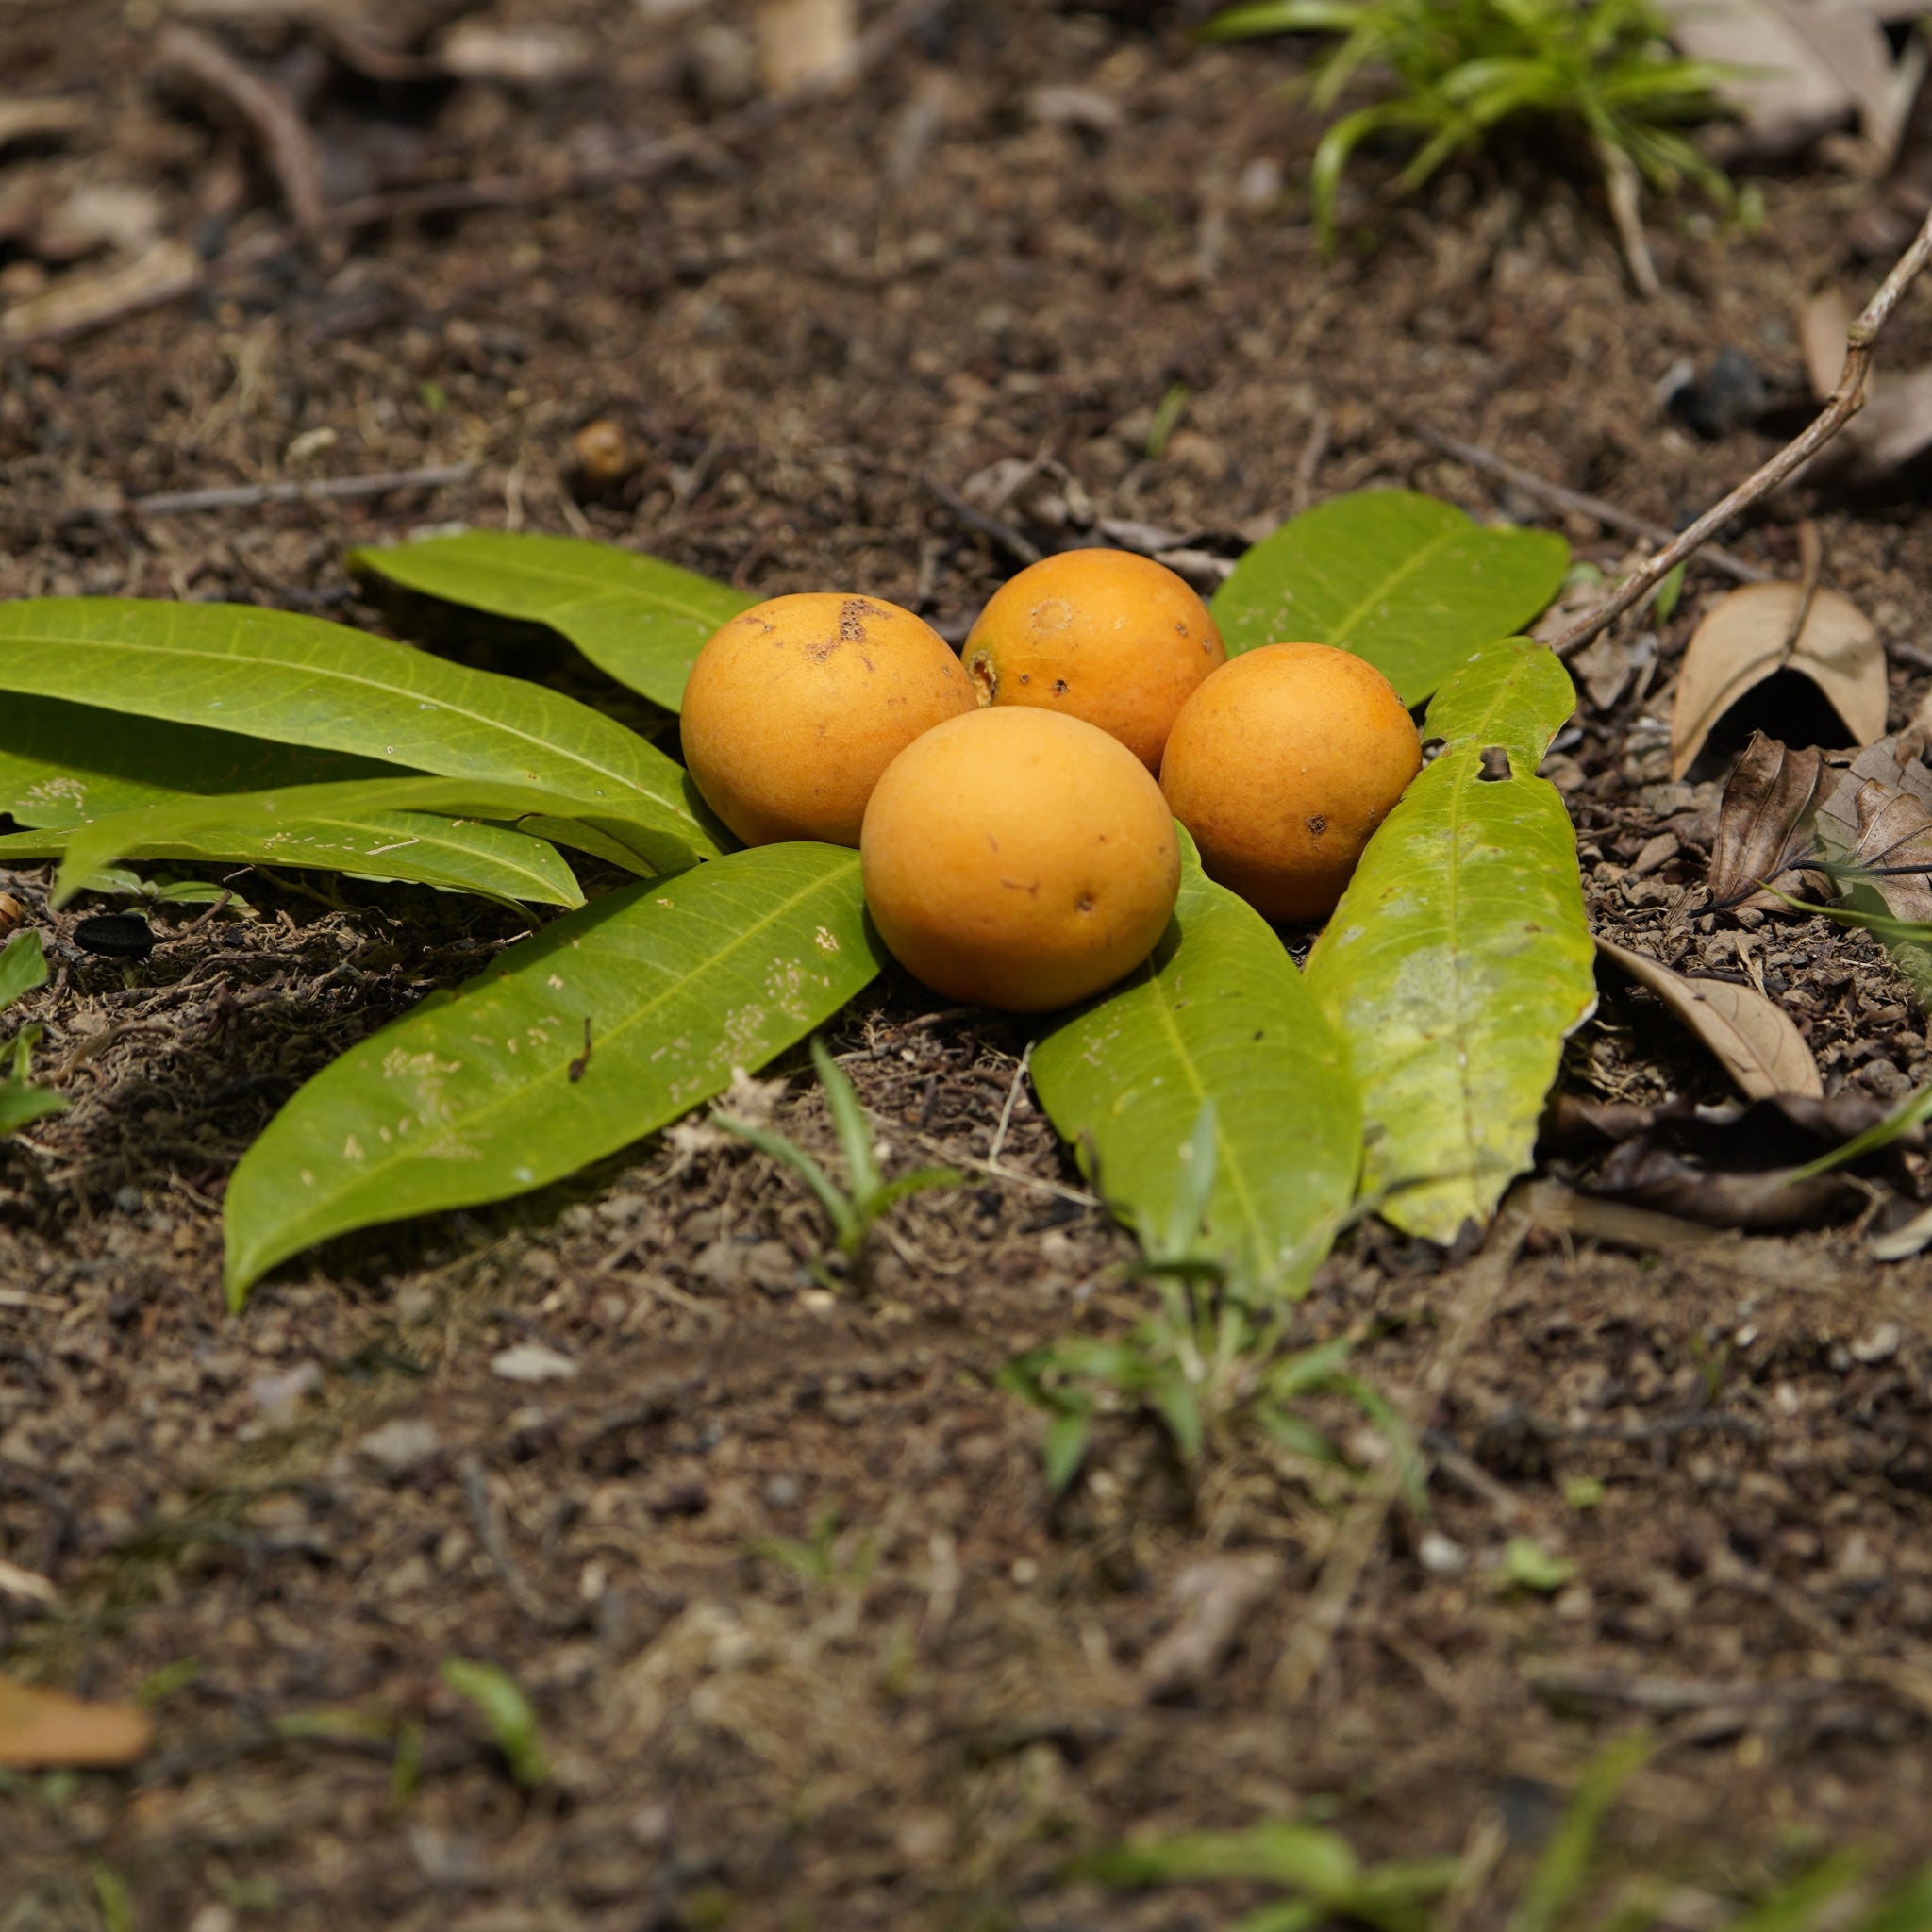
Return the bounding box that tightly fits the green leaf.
[0,599,716,845]
[0,1083,64,1134]
[1507,1730,1654,1932]
[440,1658,548,1788]
[1211,491,1570,704]
[1305,638,1593,1243]
[0,930,47,1014]
[223,843,883,1305]
[33,773,720,909]
[1032,840,1360,1296]
[351,531,755,713]
[0,691,385,830]
[2,809,584,914]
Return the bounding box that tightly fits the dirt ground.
[8,2,1932,1926]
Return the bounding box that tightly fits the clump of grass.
[717,1035,960,1290]
[1201,0,1737,288]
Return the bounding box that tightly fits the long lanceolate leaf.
[1210,491,1569,705]
[0,692,388,829]
[1305,638,1594,1243]
[1,814,584,912]
[0,601,719,849]
[1033,842,1360,1296]
[351,532,756,713]
[34,774,728,908]
[222,843,884,1305]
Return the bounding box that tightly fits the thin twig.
[987,1042,1033,1167]
[158,24,327,237]
[1412,426,1768,585]
[1594,135,1659,300]
[116,463,473,519]
[1268,1209,1528,1709]
[458,1454,584,1633]
[1554,208,1932,658]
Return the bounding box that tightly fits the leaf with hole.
[1305,637,1595,1243]
[222,842,883,1306]
[1031,836,1359,1296]
[0,599,718,848]
[1670,580,1885,780]
[1211,491,1570,705]
[1597,939,1821,1101]
[352,530,755,713]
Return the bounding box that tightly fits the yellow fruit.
[860,708,1180,1013]
[680,592,976,847]
[962,548,1225,770]
[1159,643,1422,923]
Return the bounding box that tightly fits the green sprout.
[717,1035,960,1288]
[441,1657,549,1789]
[1001,1104,1410,1490]
[1201,0,1736,275]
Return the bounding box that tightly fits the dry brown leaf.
[1800,285,1853,399]
[756,0,857,92]
[1670,581,1886,779]
[1707,731,1827,908]
[1663,0,1897,157]
[1598,939,1824,1099]
[0,1674,153,1770]
[1815,734,1932,921]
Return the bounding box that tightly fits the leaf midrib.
[2,623,686,815]
[248,856,862,1251]
[1321,521,1466,646]
[1141,912,1270,1261]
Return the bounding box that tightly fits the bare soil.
[7,4,1932,1927]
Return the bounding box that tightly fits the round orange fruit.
[1158,642,1422,923]
[860,708,1180,1013]
[962,548,1225,770]
[679,592,975,847]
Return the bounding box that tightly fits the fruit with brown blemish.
[860,708,1180,1013]
[680,591,976,847]
[1158,642,1422,923]
[961,548,1225,770]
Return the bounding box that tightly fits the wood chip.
[1598,938,1824,1099]
[756,0,857,92]
[0,97,88,151]
[0,1674,153,1770]
[0,240,201,348]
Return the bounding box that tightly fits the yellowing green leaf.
[1212,491,1569,704]
[352,531,755,712]
[223,842,883,1304]
[1306,638,1593,1242]
[1033,843,1359,1293]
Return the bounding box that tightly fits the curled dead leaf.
[1671,579,1886,780]
[1707,732,1827,909]
[0,1673,153,1769]
[1815,733,1932,923]
[1597,938,1823,1099]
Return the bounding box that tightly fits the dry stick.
[1268,1208,1529,1710]
[157,24,328,238]
[1554,207,1932,660]
[1,0,950,355]
[1413,425,1769,586]
[124,462,474,519]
